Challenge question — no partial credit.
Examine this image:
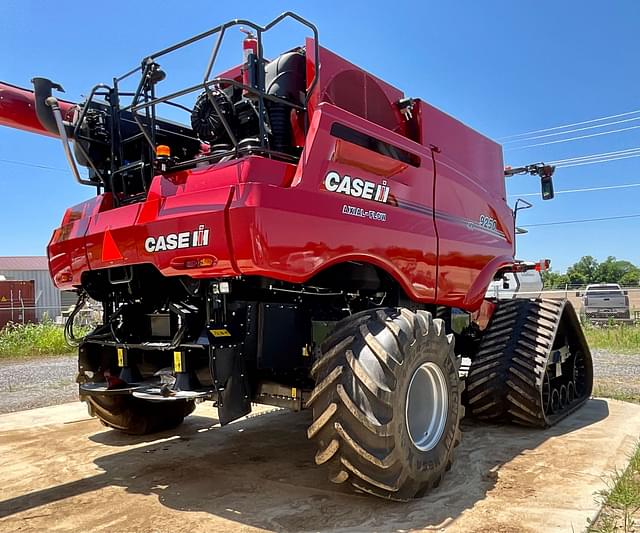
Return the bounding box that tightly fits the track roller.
[466,298,593,428]
[306,308,463,501]
[567,381,575,403]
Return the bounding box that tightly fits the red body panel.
[0,44,515,314]
[418,101,514,309]
[48,97,514,312]
[306,38,407,136]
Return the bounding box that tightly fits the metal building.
[0,256,75,321]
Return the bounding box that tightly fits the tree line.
[542,256,640,288]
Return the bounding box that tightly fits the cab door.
[420,101,515,310]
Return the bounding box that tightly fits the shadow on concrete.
[88,414,220,447]
[0,399,610,532]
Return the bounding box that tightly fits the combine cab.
[0,12,592,500]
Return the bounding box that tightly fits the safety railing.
[71,12,319,202]
[122,12,318,165]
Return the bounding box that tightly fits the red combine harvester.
[0,13,592,500]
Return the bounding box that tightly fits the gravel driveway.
[0,350,638,414]
[0,355,77,414]
[592,349,640,396]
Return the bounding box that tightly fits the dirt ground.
[1,399,639,533]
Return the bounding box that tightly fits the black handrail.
[72,12,319,202]
[120,12,319,157]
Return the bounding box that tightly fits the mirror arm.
[504,162,556,201]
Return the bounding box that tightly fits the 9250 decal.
[479,215,497,231]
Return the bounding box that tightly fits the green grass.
[583,324,640,353]
[0,322,77,358]
[593,385,640,404]
[588,442,640,532]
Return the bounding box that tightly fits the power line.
[506,147,640,170]
[0,158,67,173]
[509,182,640,198]
[505,124,640,150]
[522,213,640,227]
[549,147,640,165]
[506,147,640,171]
[499,108,640,140]
[502,116,640,144]
[556,153,640,168]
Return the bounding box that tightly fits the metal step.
[114,160,146,174]
[81,339,206,350]
[120,132,146,144]
[80,382,215,401]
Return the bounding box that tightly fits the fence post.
[19,290,25,325]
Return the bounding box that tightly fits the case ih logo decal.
[145,225,210,253]
[324,171,390,203]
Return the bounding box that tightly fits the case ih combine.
[0,13,592,500]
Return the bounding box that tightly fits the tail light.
[61,206,83,225]
[170,255,217,270]
[55,272,73,284]
[534,259,550,272]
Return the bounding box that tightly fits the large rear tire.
[86,394,196,435]
[307,308,463,501]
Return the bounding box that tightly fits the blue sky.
[1,0,639,271]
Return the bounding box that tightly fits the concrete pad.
[0,398,638,533]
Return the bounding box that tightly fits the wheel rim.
[542,369,552,414]
[567,381,575,403]
[559,385,568,409]
[405,362,449,452]
[551,389,560,412]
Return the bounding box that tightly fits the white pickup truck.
[582,283,631,320]
[485,270,543,300]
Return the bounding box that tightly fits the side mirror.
[541,175,554,200]
[575,291,581,297]
[623,290,628,295]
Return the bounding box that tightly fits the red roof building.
[0,256,49,271]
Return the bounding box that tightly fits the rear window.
[585,286,623,296]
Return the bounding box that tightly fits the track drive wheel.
[466,298,593,427]
[307,308,463,501]
[86,394,196,435]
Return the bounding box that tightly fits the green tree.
[620,269,640,286]
[566,255,599,285]
[594,257,640,284]
[566,271,588,286]
[560,255,640,286]
[541,270,569,289]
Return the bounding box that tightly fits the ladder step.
[121,132,146,144]
[114,160,146,174]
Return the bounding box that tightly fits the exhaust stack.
[0,80,76,137]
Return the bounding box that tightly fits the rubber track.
[466,298,592,428]
[307,308,463,500]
